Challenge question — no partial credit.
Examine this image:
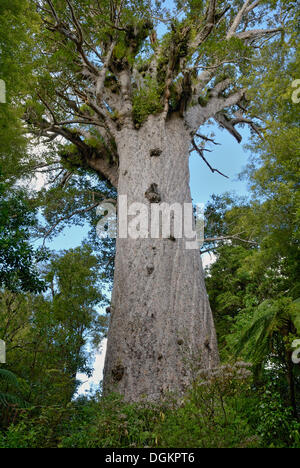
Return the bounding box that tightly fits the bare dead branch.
[200,233,259,255]
[195,133,220,145]
[42,197,117,245]
[42,202,100,245]
[65,0,83,43]
[214,112,242,143]
[236,27,282,41]
[191,138,229,178]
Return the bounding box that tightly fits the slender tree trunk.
[286,351,298,419]
[103,115,219,401]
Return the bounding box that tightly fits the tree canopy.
[13,1,294,188]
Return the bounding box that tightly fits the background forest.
[0,0,299,448]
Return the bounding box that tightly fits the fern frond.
[0,369,19,389]
[0,392,24,408]
[234,301,277,363]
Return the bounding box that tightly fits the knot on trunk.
[147,265,154,275]
[112,363,125,382]
[204,338,211,351]
[145,183,161,203]
[150,148,162,157]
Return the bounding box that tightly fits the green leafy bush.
[1,363,299,448]
[255,384,300,448]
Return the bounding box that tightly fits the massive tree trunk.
[103,115,219,401]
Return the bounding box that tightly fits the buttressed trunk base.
[103,115,219,401]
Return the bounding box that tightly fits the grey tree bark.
[103,115,219,401]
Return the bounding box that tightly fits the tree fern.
[0,368,23,408]
[234,298,300,364]
[0,369,19,388]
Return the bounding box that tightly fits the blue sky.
[190,127,250,204]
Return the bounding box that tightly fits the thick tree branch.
[26,112,119,187]
[214,112,262,143]
[245,0,262,14]
[185,85,246,133]
[206,0,217,22]
[190,0,216,49]
[96,41,116,99]
[214,112,243,143]
[86,154,119,188]
[227,0,252,39]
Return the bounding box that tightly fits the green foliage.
[0,369,23,408]
[0,246,107,407]
[0,366,299,448]
[204,35,300,429]
[0,3,47,295]
[61,394,161,449]
[0,364,263,449]
[255,381,300,448]
[0,0,298,449]
[0,0,39,180]
[132,77,163,124]
[0,173,47,293]
[154,362,257,449]
[232,298,299,364]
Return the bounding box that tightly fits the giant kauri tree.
[22,0,292,400]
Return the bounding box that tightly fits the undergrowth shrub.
[0,362,299,448]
